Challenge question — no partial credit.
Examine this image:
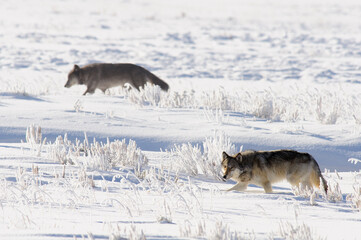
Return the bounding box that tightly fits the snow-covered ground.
[1,0,361,239]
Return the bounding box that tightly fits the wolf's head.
[65,65,82,88]
[221,151,251,182]
[221,152,242,180]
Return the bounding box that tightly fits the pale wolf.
[65,63,169,95]
[221,150,328,193]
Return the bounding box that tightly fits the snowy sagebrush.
[108,223,146,240]
[168,131,237,180]
[326,176,343,203]
[73,99,84,112]
[346,162,361,211]
[127,83,163,107]
[46,133,148,172]
[47,133,75,165]
[277,221,325,240]
[118,83,360,125]
[292,185,319,206]
[83,137,148,173]
[347,182,361,212]
[26,124,42,145]
[315,97,340,124]
[179,219,248,240]
[125,82,196,108]
[203,108,229,125]
[292,175,329,204]
[348,158,361,165]
[25,124,47,156]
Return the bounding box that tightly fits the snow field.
[1,0,361,239]
[0,127,360,239]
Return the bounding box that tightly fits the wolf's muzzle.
[222,174,227,180]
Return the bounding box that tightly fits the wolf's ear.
[235,153,242,162]
[222,152,228,159]
[74,64,80,71]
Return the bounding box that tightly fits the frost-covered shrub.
[77,168,95,188]
[46,133,148,172]
[292,185,319,205]
[84,138,148,172]
[347,183,361,211]
[121,83,361,125]
[25,124,46,156]
[26,124,42,145]
[292,175,329,204]
[346,160,361,211]
[166,90,196,108]
[73,99,83,112]
[155,197,173,224]
[127,83,163,106]
[169,131,236,180]
[179,220,245,240]
[201,88,232,110]
[125,83,196,108]
[315,97,340,124]
[326,177,343,203]
[203,108,229,125]
[253,98,274,120]
[47,133,78,165]
[140,165,181,192]
[179,220,207,239]
[348,158,361,165]
[202,131,237,178]
[277,221,325,240]
[109,223,146,240]
[210,221,243,240]
[170,143,202,176]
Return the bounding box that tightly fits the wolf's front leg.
[83,87,95,95]
[227,182,248,192]
[262,181,273,193]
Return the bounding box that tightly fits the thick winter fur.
[65,63,169,95]
[221,150,328,194]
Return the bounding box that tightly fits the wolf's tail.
[146,71,169,91]
[310,157,328,193]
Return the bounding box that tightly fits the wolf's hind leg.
[227,182,248,192]
[262,181,273,193]
[300,180,313,192]
[286,174,300,187]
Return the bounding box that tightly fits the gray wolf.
[65,63,169,95]
[221,150,328,193]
